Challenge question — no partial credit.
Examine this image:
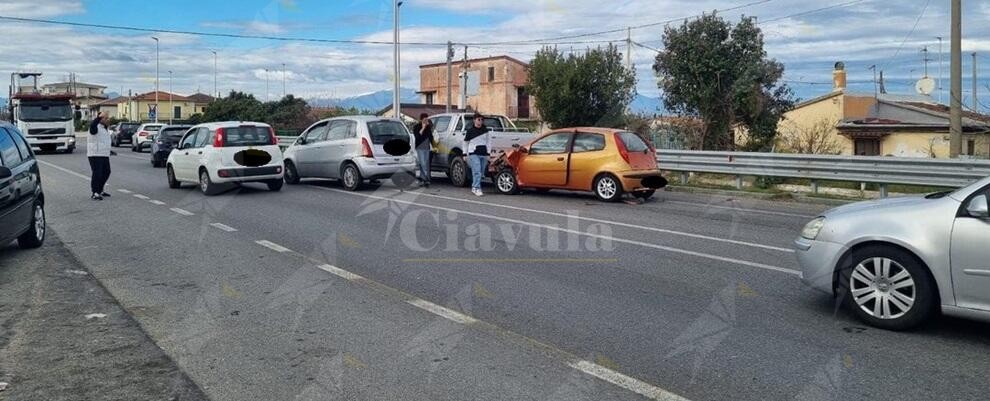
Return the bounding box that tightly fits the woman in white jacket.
[87,112,113,200]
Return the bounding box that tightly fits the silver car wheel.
[34,204,46,241]
[850,257,916,320]
[344,167,357,188]
[497,172,514,192]
[200,171,210,193]
[596,176,617,199]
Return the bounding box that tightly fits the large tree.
[202,91,310,131]
[528,44,636,128]
[654,13,793,150]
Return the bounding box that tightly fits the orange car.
[491,127,667,201]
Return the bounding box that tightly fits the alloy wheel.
[849,257,916,320]
[597,176,617,199]
[497,172,515,193]
[344,167,357,188]
[33,204,46,241]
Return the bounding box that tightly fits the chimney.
[832,61,847,92]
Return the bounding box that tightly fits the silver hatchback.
[282,116,417,190]
[795,176,990,330]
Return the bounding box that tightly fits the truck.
[8,73,76,154]
[425,113,535,187]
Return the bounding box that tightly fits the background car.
[166,121,284,196]
[151,125,192,168]
[795,176,990,330]
[112,122,141,147]
[0,122,45,249]
[492,128,667,202]
[131,123,164,152]
[282,116,416,191]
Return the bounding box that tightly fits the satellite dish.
[916,77,936,95]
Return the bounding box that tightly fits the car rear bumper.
[211,165,284,183]
[355,158,416,179]
[619,171,667,191]
[794,237,848,295]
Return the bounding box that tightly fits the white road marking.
[149,200,166,205]
[133,194,150,200]
[116,154,148,161]
[316,264,363,281]
[170,207,194,216]
[37,160,91,180]
[311,186,801,276]
[386,189,793,253]
[209,222,238,232]
[117,189,133,194]
[406,299,478,324]
[569,360,690,401]
[255,240,291,253]
[664,200,817,218]
[84,313,107,319]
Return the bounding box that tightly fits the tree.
[262,95,310,130]
[653,13,793,150]
[201,91,311,130]
[777,118,843,155]
[528,44,636,128]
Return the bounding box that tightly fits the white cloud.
[0,0,83,18]
[201,20,288,35]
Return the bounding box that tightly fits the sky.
[2,0,990,111]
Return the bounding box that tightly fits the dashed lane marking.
[316,264,363,281]
[133,194,150,200]
[117,189,133,194]
[209,222,238,232]
[406,299,478,325]
[170,207,194,216]
[149,200,166,205]
[255,240,291,253]
[568,360,690,401]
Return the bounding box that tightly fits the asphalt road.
[17,139,990,401]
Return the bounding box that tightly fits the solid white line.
[664,200,817,218]
[209,222,238,232]
[37,160,91,180]
[310,186,801,276]
[170,207,194,216]
[389,189,793,253]
[117,154,148,161]
[255,240,291,253]
[133,194,150,200]
[117,189,133,194]
[316,264,363,281]
[406,299,478,324]
[149,200,166,205]
[569,360,690,401]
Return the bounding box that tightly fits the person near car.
[412,113,435,187]
[87,112,113,200]
[463,113,490,196]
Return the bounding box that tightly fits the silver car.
[795,176,990,330]
[282,116,417,191]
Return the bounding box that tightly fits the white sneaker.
[472,188,483,197]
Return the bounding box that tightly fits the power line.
[878,0,931,71]
[757,0,872,24]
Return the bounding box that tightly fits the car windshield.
[367,120,409,145]
[19,102,72,121]
[160,128,188,141]
[223,126,272,146]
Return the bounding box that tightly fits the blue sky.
[2,0,990,112]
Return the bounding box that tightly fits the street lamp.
[393,0,402,118]
[211,50,218,99]
[282,62,286,98]
[265,68,270,102]
[152,36,159,123]
[168,70,173,124]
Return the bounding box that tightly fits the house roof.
[420,55,529,69]
[377,103,468,118]
[186,93,216,103]
[42,81,106,89]
[129,91,194,102]
[837,99,990,133]
[90,97,128,107]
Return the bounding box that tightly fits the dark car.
[112,122,141,147]
[150,125,192,168]
[0,122,45,249]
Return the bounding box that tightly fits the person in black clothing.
[462,113,490,196]
[411,113,435,186]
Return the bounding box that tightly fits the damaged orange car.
[491,128,667,201]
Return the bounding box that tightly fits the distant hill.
[309,88,419,111]
[629,94,666,116]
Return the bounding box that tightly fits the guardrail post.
[680,172,689,185]
[879,183,888,198]
[810,179,819,195]
[735,175,743,190]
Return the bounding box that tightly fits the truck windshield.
[19,102,73,122]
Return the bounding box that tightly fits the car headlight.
[800,217,826,240]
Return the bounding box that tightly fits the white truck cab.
[7,73,76,154]
[426,113,533,186]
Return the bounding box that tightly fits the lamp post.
[265,68,270,102]
[393,0,403,118]
[282,62,286,98]
[152,36,159,122]
[168,70,173,124]
[211,50,218,98]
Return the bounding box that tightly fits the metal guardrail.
[277,135,297,149]
[657,150,990,197]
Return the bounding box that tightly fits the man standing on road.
[463,113,490,197]
[87,112,113,200]
[412,113,435,187]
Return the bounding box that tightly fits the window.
[173,106,182,119]
[303,122,329,143]
[488,66,495,82]
[0,128,24,167]
[854,139,880,156]
[223,126,273,146]
[572,133,605,153]
[617,132,649,152]
[967,139,976,156]
[326,120,357,141]
[430,116,451,133]
[180,130,200,149]
[7,127,32,160]
[195,128,211,148]
[425,93,435,105]
[367,120,410,145]
[529,133,571,154]
[454,117,464,131]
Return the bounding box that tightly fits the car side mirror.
[0,166,11,179]
[298,137,307,145]
[966,194,989,218]
[517,146,528,153]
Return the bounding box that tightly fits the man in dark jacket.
[411,113,435,186]
[462,113,490,196]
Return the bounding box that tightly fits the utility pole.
[972,52,978,111]
[461,46,468,110]
[937,36,943,104]
[167,70,173,124]
[265,68,270,102]
[446,41,453,113]
[626,27,632,71]
[152,36,159,123]
[393,0,402,119]
[949,0,962,158]
[211,50,217,98]
[869,64,878,110]
[921,46,931,77]
[282,63,287,98]
[879,70,887,94]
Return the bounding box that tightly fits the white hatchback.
[131,123,164,152]
[165,122,284,195]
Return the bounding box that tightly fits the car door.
[293,121,329,177]
[566,132,608,190]
[428,116,451,169]
[950,187,990,311]
[322,120,358,178]
[0,128,30,241]
[516,132,572,187]
[173,129,201,181]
